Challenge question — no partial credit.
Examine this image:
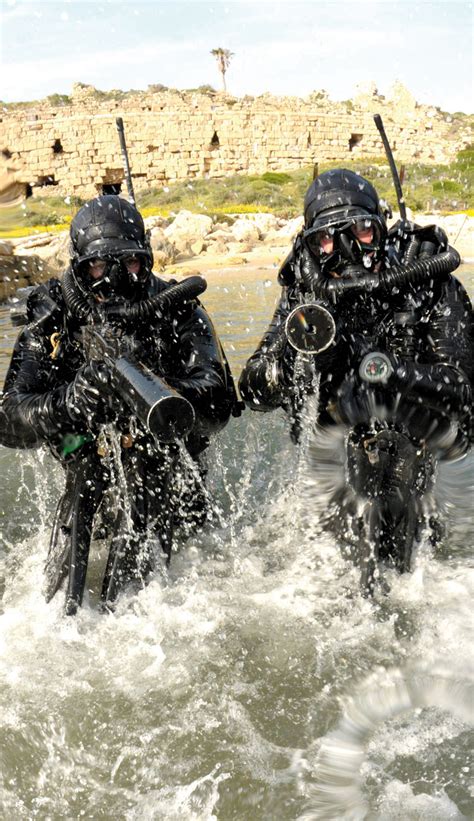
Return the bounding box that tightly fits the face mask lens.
[83,257,119,299]
[122,253,147,282]
[305,228,334,256]
[351,218,376,245]
[123,254,140,269]
[88,258,107,280]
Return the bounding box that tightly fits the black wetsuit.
[2,273,235,451]
[1,272,236,609]
[239,229,473,460]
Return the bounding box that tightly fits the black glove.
[239,354,283,409]
[65,362,116,430]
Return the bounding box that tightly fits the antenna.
[373,113,407,223]
[115,117,136,205]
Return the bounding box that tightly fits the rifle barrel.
[113,356,195,442]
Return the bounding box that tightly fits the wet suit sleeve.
[391,276,472,422]
[1,326,79,448]
[238,287,293,411]
[165,304,235,436]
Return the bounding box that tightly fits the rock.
[14,232,70,275]
[16,232,56,250]
[276,216,303,238]
[152,250,171,270]
[227,255,247,265]
[262,228,291,246]
[164,210,213,248]
[149,226,167,247]
[144,215,170,230]
[0,240,14,256]
[247,213,279,236]
[204,239,229,256]
[48,231,71,273]
[226,241,254,255]
[208,227,232,241]
[149,228,178,267]
[190,239,206,255]
[212,218,235,230]
[230,218,260,243]
[0,254,53,301]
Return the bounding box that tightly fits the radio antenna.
[373,113,407,223]
[115,117,136,205]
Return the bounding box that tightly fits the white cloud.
[1,38,201,98]
[1,3,472,112]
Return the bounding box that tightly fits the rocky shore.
[1,210,473,302]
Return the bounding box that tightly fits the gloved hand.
[65,361,116,430]
[239,353,283,408]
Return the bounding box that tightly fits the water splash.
[125,764,231,820]
[301,664,474,820]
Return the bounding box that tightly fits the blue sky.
[1,0,472,112]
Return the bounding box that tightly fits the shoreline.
[0,211,472,302]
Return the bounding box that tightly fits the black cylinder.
[113,357,195,442]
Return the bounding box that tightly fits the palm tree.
[210,47,234,92]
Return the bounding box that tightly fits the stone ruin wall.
[0,83,470,200]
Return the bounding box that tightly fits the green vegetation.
[183,85,217,95]
[136,149,474,218]
[46,93,71,107]
[1,150,472,238]
[0,195,81,238]
[261,171,293,185]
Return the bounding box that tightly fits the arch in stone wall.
[349,133,364,152]
[210,131,220,149]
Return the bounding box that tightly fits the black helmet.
[303,169,387,277]
[69,196,153,300]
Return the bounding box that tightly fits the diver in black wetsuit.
[239,169,472,460]
[240,170,472,583]
[1,196,237,613]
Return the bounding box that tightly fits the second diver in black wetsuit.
[239,169,472,580]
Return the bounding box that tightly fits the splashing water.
[1,270,473,818]
[301,664,473,820]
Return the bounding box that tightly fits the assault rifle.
[81,275,208,443]
[82,322,195,444]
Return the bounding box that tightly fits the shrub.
[184,85,216,95]
[433,180,463,194]
[46,94,71,106]
[454,146,474,172]
[261,172,292,185]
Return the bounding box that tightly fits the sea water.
[0,265,472,819]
